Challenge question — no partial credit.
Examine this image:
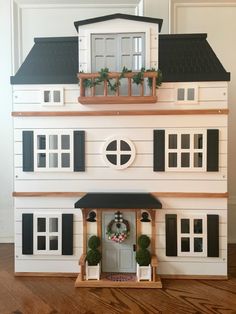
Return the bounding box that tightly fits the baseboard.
[15,272,78,277]
[160,274,228,280]
[0,237,14,243]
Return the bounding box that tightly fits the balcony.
[78,71,158,105]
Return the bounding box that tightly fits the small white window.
[103,136,136,169]
[34,214,62,255]
[176,85,198,104]
[165,130,206,172]
[41,88,64,106]
[34,130,73,172]
[177,216,207,257]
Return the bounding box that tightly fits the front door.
[102,211,136,273]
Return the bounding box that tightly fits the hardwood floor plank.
[0,244,235,314]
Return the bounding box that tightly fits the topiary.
[136,235,151,266]
[86,235,101,266]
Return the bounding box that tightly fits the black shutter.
[165,214,177,256]
[207,129,219,172]
[62,214,73,255]
[74,131,85,172]
[153,130,165,171]
[22,213,33,254]
[207,214,219,257]
[23,131,34,172]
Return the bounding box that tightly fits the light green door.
[102,211,136,273]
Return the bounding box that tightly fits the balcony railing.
[78,71,158,104]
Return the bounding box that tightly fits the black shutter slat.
[22,213,33,254]
[62,214,73,255]
[165,214,177,256]
[154,130,165,171]
[23,131,34,172]
[207,214,219,257]
[207,129,219,171]
[74,131,85,172]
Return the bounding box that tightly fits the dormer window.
[41,88,64,106]
[175,85,198,104]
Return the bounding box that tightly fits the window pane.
[181,237,190,252]
[49,236,58,250]
[133,55,142,71]
[194,238,203,252]
[177,88,185,101]
[187,88,195,101]
[194,219,203,234]
[44,91,51,102]
[107,140,117,151]
[106,154,117,165]
[37,135,46,150]
[134,37,142,53]
[37,153,46,168]
[194,134,203,149]
[49,218,58,232]
[49,135,58,149]
[37,218,46,232]
[120,154,131,165]
[181,134,190,149]
[61,135,70,149]
[120,140,131,151]
[37,236,46,250]
[169,134,177,149]
[181,153,190,167]
[61,153,70,168]
[181,219,190,233]
[169,153,177,167]
[53,90,61,103]
[49,153,58,168]
[194,153,203,167]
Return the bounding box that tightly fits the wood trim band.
[160,275,228,280]
[13,192,228,198]
[12,109,229,117]
[15,272,78,277]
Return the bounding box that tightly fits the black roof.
[74,193,162,209]
[11,33,230,85]
[159,34,230,82]
[74,13,163,32]
[10,37,78,85]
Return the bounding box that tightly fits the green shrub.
[88,235,100,250]
[87,249,102,266]
[138,234,150,249]
[136,249,151,266]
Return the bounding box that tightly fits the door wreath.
[106,217,130,243]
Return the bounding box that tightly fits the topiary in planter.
[86,235,101,266]
[136,235,151,266]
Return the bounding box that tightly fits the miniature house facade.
[11,14,230,287]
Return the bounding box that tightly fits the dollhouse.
[11,13,230,288]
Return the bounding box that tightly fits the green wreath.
[106,218,130,243]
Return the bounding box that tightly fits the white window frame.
[34,213,62,255]
[41,88,64,106]
[175,84,198,104]
[102,136,136,170]
[34,130,73,172]
[177,215,207,257]
[165,129,207,172]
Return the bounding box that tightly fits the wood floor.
[0,244,236,314]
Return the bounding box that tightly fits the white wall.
[0,0,14,242]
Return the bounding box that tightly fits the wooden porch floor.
[75,272,162,288]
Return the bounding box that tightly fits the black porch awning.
[74,193,162,209]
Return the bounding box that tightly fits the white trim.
[0,237,14,243]
[34,130,73,172]
[165,129,207,172]
[102,136,136,170]
[175,84,199,105]
[177,215,207,257]
[170,0,236,33]
[33,213,62,255]
[41,88,64,107]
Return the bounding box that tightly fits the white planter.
[136,264,152,281]
[86,261,100,280]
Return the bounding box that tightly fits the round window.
[103,137,136,169]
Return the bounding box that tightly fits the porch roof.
[74,193,162,209]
